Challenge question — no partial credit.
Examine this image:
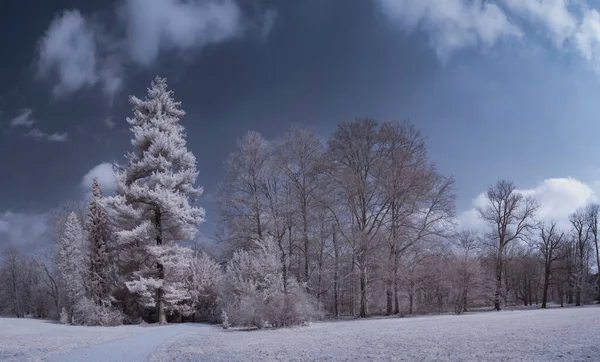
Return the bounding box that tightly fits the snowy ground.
[0,318,166,362]
[1,306,599,362]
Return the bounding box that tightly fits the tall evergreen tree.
[86,177,111,305]
[58,212,85,323]
[107,76,205,324]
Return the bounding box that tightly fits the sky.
[3,0,600,250]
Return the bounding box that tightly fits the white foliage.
[59,307,69,325]
[73,297,124,326]
[105,76,205,321]
[86,177,112,305]
[58,212,85,322]
[223,237,319,328]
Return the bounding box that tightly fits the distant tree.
[85,177,111,305]
[569,208,591,306]
[538,221,564,308]
[106,76,205,324]
[58,212,85,323]
[451,229,483,313]
[585,203,600,301]
[217,131,271,253]
[478,180,538,311]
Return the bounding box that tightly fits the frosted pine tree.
[86,177,111,305]
[106,76,205,324]
[58,212,85,324]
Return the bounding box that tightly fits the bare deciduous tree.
[478,180,538,311]
[538,221,564,308]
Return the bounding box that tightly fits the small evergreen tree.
[86,177,111,305]
[106,76,205,324]
[58,212,85,323]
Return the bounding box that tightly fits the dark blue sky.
[3,0,600,247]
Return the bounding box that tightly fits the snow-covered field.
[0,318,163,362]
[2,306,599,362]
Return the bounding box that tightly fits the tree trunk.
[542,267,550,308]
[394,252,400,314]
[302,201,309,285]
[409,293,414,315]
[332,225,340,318]
[350,252,356,317]
[387,203,397,315]
[359,264,368,318]
[155,209,167,325]
[386,246,394,315]
[494,253,503,311]
[278,239,288,295]
[576,252,583,307]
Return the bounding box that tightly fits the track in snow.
[51,324,197,362]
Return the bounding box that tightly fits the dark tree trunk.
[332,225,340,318]
[155,208,166,325]
[359,264,368,318]
[541,268,550,308]
[386,245,394,315]
[494,253,503,311]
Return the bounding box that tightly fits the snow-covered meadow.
[2,306,599,362]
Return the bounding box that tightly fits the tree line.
[0,77,599,328]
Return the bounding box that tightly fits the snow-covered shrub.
[72,297,124,326]
[124,246,224,322]
[221,310,230,330]
[222,238,319,328]
[187,252,224,322]
[59,307,69,324]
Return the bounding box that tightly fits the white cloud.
[259,8,278,39]
[10,108,35,127]
[501,0,577,48]
[103,116,115,129]
[121,0,242,66]
[81,162,116,194]
[377,0,522,60]
[25,128,68,142]
[0,211,48,249]
[376,0,600,72]
[574,9,600,69]
[458,177,597,232]
[37,10,120,98]
[35,1,257,98]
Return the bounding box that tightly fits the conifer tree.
[58,212,85,323]
[106,76,205,324]
[86,177,111,305]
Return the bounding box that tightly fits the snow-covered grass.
[151,306,600,362]
[0,318,160,362]
[2,306,599,361]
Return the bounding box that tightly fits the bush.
[221,310,230,330]
[222,238,319,329]
[72,297,124,326]
[59,307,69,324]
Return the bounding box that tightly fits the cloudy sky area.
[2,0,600,250]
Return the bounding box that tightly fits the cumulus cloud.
[10,108,35,127]
[121,0,242,66]
[25,128,68,142]
[458,178,597,232]
[37,10,121,98]
[574,9,600,70]
[377,0,600,71]
[0,211,48,249]
[35,0,272,98]
[377,0,522,60]
[103,116,115,129]
[501,0,577,48]
[81,162,116,194]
